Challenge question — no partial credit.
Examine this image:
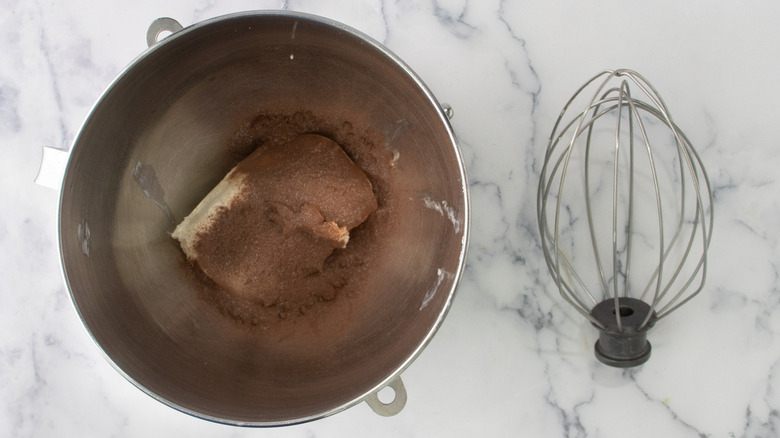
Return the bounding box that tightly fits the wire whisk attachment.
[537,69,714,367]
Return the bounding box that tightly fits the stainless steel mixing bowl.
[57,11,469,426]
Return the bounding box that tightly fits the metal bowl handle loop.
[146,17,184,48]
[364,376,407,416]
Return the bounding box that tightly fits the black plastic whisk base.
[590,297,656,368]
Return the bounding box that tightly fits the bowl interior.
[59,12,467,425]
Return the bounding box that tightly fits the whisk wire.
[623,86,636,304]
[632,92,668,330]
[538,69,714,345]
[541,90,631,328]
[650,130,713,317]
[544,72,622,324]
[585,91,624,304]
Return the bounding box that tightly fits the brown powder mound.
[175,110,397,327]
[174,133,378,314]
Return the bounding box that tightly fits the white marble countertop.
[3,0,779,436]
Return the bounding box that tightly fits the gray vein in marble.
[744,405,780,438]
[20,335,48,434]
[35,9,71,150]
[192,0,219,22]
[0,84,21,133]
[497,0,542,151]
[515,288,555,332]
[547,387,591,438]
[631,372,708,438]
[466,178,510,246]
[710,283,780,337]
[758,274,780,331]
[465,160,577,336]
[710,177,740,203]
[497,0,541,102]
[431,0,476,40]
[743,356,780,437]
[534,342,602,438]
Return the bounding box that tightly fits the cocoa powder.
[188,111,395,328]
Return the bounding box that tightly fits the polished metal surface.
[58,12,469,426]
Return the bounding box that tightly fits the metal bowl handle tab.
[35,146,69,190]
[146,18,183,48]
[364,376,407,416]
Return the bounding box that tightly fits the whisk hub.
[591,297,656,367]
